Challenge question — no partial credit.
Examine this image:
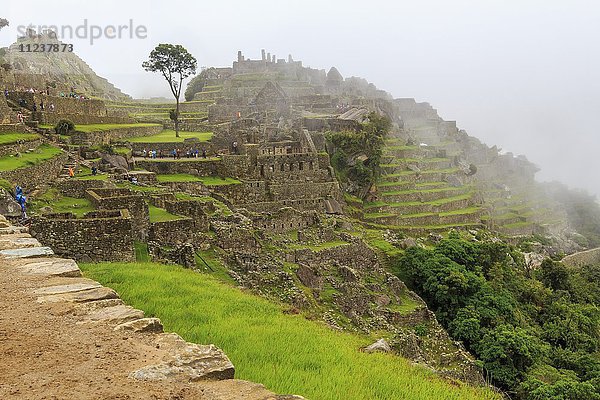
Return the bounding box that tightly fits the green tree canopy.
[142,44,197,137]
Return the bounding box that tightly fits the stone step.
[12,257,82,277]
[0,246,54,259]
[131,332,235,382]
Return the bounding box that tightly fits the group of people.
[14,185,27,220]
[142,148,207,159]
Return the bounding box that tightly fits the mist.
[3,0,599,197]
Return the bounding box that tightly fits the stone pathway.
[0,214,302,399]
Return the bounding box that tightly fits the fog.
[3,0,599,196]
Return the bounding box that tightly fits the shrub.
[54,119,75,135]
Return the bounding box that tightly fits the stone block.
[114,318,163,333]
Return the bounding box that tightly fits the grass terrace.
[80,261,501,400]
[128,130,213,143]
[73,123,161,133]
[0,132,40,145]
[0,144,63,172]
[30,188,94,218]
[156,174,241,185]
[148,204,184,222]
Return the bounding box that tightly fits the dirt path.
[0,219,300,400]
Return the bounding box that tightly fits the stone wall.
[0,138,43,157]
[250,207,318,233]
[130,141,215,157]
[0,152,68,190]
[135,159,224,176]
[148,218,195,246]
[0,94,11,123]
[562,247,600,267]
[164,200,210,231]
[29,209,135,262]
[56,179,110,198]
[70,125,163,146]
[86,188,149,240]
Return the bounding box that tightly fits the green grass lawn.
[155,174,202,183]
[156,174,241,185]
[0,132,40,145]
[127,130,213,143]
[80,261,500,400]
[74,123,161,133]
[30,188,94,217]
[148,204,184,222]
[0,144,63,172]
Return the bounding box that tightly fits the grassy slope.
[156,174,241,185]
[127,130,213,143]
[74,123,161,132]
[148,204,183,222]
[0,144,63,172]
[80,262,499,400]
[0,132,40,145]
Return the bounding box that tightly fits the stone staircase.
[0,214,303,399]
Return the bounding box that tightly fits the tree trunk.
[175,97,180,138]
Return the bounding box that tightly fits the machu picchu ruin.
[2,7,600,400]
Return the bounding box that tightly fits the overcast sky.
[3,0,599,197]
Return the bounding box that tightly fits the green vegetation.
[0,132,39,145]
[0,144,63,172]
[74,123,161,133]
[327,112,391,197]
[127,130,213,143]
[30,188,94,217]
[156,174,241,185]
[156,173,202,182]
[148,204,184,222]
[396,233,600,398]
[80,261,500,400]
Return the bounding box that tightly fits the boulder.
[364,338,392,353]
[131,333,235,382]
[0,189,21,217]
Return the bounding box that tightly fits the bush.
[54,119,75,135]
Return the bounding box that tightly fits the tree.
[142,44,197,137]
[0,18,8,31]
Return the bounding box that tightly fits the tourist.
[19,195,27,220]
[17,111,24,123]
[3,89,8,97]
[172,149,177,159]
[91,166,97,175]
[195,149,199,158]
[32,104,37,112]
[152,150,157,159]
[177,148,181,159]
[142,149,147,158]
[39,100,44,111]
[68,166,75,178]
[232,141,238,154]
[202,148,207,158]
[49,103,55,112]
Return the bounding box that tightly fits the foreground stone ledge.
[0,235,41,250]
[81,304,145,325]
[131,333,235,382]
[115,317,164,333]
[37,286,119,303]
[14,257,82,277]
[33,279,103,295]
[0,246,54,259]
